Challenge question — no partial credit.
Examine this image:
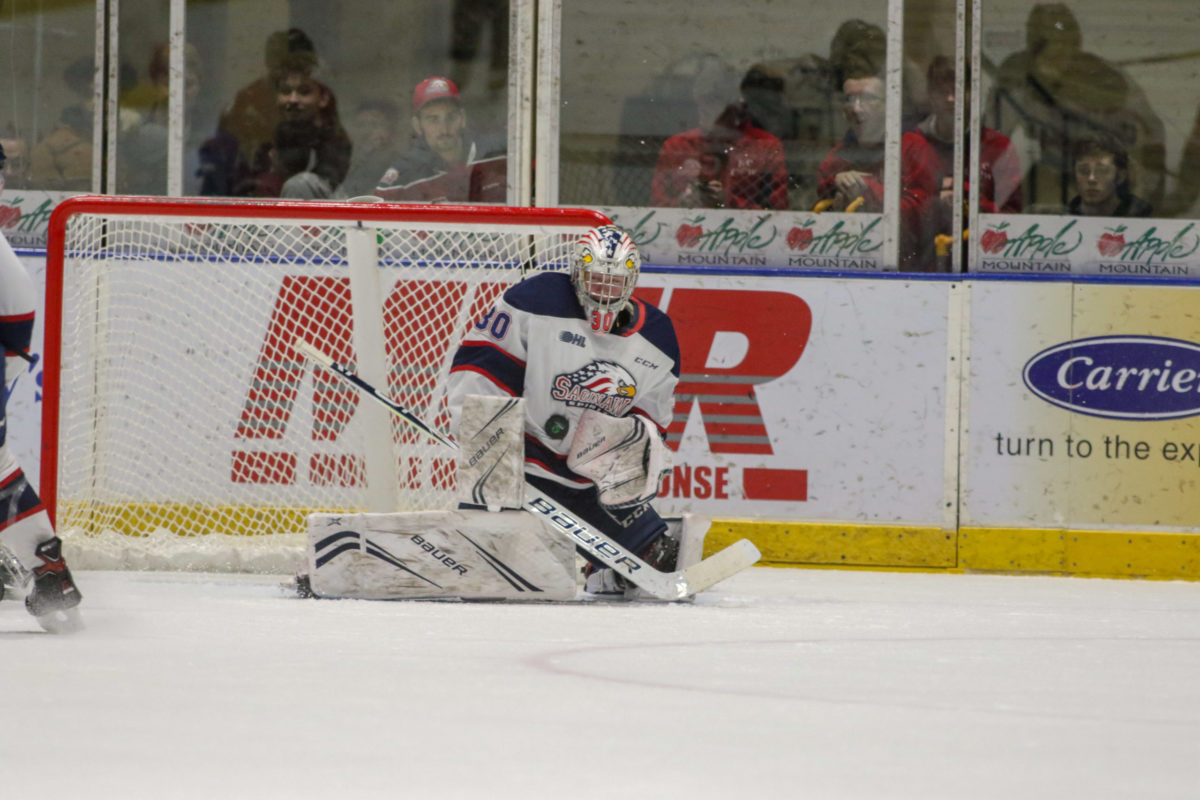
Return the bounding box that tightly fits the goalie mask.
[571,225,640,333]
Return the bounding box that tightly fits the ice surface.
[3,567,1200,799]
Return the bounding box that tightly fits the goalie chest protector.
[449,272,680,487]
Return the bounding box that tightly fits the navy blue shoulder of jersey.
[0,315,33,354]
[502,272,581,320]
[628,299,682,378]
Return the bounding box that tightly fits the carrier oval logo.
[1023,336,1200,420]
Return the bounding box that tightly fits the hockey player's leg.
[303,508,577,601]
[582,534,678,597]
[0,447,83,632]
[25,536,83,631]
[525,475,675,598]
[582,503,679,598]
[0,541,19,601]
[0,531,83,633]
[560,409,680,595]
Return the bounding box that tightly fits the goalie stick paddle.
[293,338,760,600]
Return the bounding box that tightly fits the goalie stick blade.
[677,539,761,597]
[293,337,335,369]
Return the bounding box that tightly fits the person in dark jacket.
[373,76,506,203]
[1065,132,1153,217]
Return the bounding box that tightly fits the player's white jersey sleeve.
[0,232,36,372]
[445,286,531,434]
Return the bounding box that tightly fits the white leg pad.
[455,395,525,510]
[674,513,711,570]
[307,509,576,601]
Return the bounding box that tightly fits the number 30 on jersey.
[475,309,511,339]
[589,310,614,332]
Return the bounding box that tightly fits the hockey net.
[42,196,609,573]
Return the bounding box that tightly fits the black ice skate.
[582,533,680,599]
[26,537,84,633]
[641,533,680,573]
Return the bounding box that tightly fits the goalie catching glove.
[566,409,671,509]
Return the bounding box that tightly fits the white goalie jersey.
[447,271,680,489]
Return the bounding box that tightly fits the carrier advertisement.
[975,214,1200,276]
[962,280,1200,529]
[636,274,952,523]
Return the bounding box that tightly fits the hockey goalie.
[305,225,689,601]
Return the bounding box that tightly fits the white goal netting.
[44,197,608,572]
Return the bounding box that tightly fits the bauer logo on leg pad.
[456,395,525,510]
[307,510,575,600]
[411,534,469,575]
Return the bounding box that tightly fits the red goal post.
[42,196,610,569]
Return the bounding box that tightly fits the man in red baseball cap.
[410,76,467,168]
[373,75,506,203]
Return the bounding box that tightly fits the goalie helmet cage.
[41,195,609,570]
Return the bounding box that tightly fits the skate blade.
[35,606,85,634]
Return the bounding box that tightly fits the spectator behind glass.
[30,57,94,191]
[273,120,333,199]
[916,56,1022,270]
[243,61,352,198]
[1066,132,1152,217]
[767,55,841,212]
[918,56,1022,216]
[0,137,30,190]
[649,58,788,210]
[118,42,205,195]
[828,19,927,133]
[211,29,343,185]
[1166,105,1200,217]
[374,76,506,203]
[988,3,1166,212]
[816,72,938,271]
[340,99,402,198]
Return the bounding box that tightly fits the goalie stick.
[294,338,760,601]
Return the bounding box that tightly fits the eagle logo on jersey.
[551,360,637,415]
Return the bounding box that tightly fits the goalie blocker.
[305,395,703,601]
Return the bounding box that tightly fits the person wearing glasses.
[1065,132,1153,218]
[815,71,938,270]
